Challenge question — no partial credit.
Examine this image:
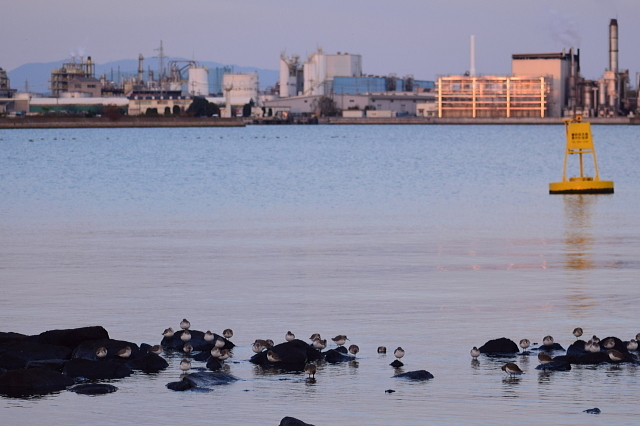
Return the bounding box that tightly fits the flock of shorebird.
[138,319,409,378]
[470,327,640,377]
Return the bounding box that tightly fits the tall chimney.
[138,54,144,84]
[609,19,618,73]
[470,35,476,77]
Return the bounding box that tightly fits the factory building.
[332,76,435,95]
[0,68,18,113]
[50,56,96,97]
[437,76,550,118]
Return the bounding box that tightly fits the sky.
[2,0,639,84]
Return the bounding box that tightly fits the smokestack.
[138,54,144,84]
[87,56,93,77]
[609,19,618,73]
[470,35,476,77]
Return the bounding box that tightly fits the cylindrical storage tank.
[188,67,209,96]
[583,85,592,109]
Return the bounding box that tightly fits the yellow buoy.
[549,116,614,194]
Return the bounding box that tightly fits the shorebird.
[304,364,317,379]
[150,345,163,355]
[210,347,221,358]
[162,328,174,338]
[332,335,349,346]
[204,331,215,342]
[538,353,553,365]
[377,346,387,354]
[312,339,327,350]
[180,319,191,330]
[589,342,601,353]
[501,362,523,377]
[470,347,480,359]
[309,333,321,341]
[627,339,638,351]
[542,335,554,346]
[179,359,191,371]
[394,347,405,359]
[286,331,295,342]
[607,349,624,362]
[584,341,592,352]
[603,338,615,349]
[636,333,640,342]
[254,339,273,349]
[183,343,193,354]
[573,327,583,338]
[218,349,231,361]
[348,344,359,355]
[266,350,281,363]
[180,330,191,342]
[519,339,530,351]
[96,347,107,358]
[591,335,600,343]
[117,346,131,358]
[214,337,226,348]
[252,342,265,353]
[223,329,233,339]
[265,339,275,348]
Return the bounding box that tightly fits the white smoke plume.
[548,9,581,48]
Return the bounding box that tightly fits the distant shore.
[1,116,638,129]
[0,116,245,129]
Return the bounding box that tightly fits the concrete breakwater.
[320,116,639,125]
[0,116,245,129]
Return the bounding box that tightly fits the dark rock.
[63,358,132,380]
[335,346,348,354]
[0,353,27,370]
[534,343,565,352]
[323,349,355,364]
[0,332,29,345]
[26,359,67,371]
[583,408,601,414]
[126,352,168,373]
[250,340,319,371]
[478,338,519,355]
[166,380,195,391]
[69,383,118,395]
[182,372,240,388]
[385,389,396,393]
[193,351,211,362]
[33,327,109,350]
[139,343,151,352]
[72,339,141,361]
[535,360,572,371]
[567,340,588,358]
[601,337,628,353]
[0,368,74,397]
[206,357,223,371]
[574,352,610,365]
[0,341,72,363]
[392,370,434,381]
[390,360,404,368]
[279,417,315,426]
[161,330,234,352]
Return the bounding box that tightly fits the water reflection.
[562,194,596,271]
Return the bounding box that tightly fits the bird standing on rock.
[348,345,359,355]
[96,347,107,358]
[543,336,554,346]
[313,339,327,350]
[180,319,191,330]
[204,331,215,342]
[150,345,163,355]
[162,328,174,338]
[180,330,191,342]
[214,337,226,348]
[332,335,349,346]
[607,349,624,362]
[218,349,231,361]
[394,347,405,359]
[627,340,638,351]
[183,344,193,354]
[210,347,221,358]
[117,346,131,358]
[286,331,295,342]
[266,350,281,363]
[538,353,553,365]
[602,338,615,349]
[180,359,191,371]
[377,346,387,354]
[309,333,321,341]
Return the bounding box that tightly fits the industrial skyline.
[2,0,639,82]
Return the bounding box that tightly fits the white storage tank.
[188,66,209,96]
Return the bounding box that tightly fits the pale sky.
[3,0,639,82]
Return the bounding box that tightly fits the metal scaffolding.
[437,76,550,118]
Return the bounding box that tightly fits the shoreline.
[1,116,638,129]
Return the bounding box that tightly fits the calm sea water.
[1,124,640,425]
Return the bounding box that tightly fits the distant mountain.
[7,57,279,94]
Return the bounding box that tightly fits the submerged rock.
[534,343,565,352]
[535,360,572,371]
[126,352,168,373]
[183,371,240,388]
[583,408,601,414]
[69,383,118,395]
[33,326,109,350]
[161,330,234,352]
[392,370,434,381]
[250,340,322,371]
[390,360,404,368]
[63,358,132,380]
[323,349,355,364]
[478,338,519,355]
[0,368,74,397]
[279,417,315,426]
